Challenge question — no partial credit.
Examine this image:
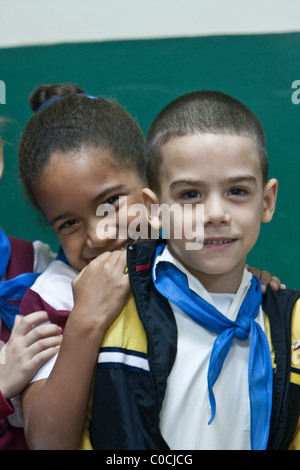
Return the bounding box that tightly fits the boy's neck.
[180,263,245,294]
[196,272,244,294]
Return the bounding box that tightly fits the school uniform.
[0,233,55,449]
[19,256,77,333]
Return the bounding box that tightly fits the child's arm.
[0,311,62,416]
[21,250,130,450]
[247,266,286,293]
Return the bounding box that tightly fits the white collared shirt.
[153,246,265,450]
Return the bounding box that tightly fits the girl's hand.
[71,250,130,334]
[0,311,62,400]
[247,265,286,294]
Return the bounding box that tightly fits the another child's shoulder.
[7,237,56,275]
[7,235,34,276]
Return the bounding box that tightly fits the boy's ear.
[142,188,162,231]
[261,178,278,223]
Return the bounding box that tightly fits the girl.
[18,84,146,449]
[0,132,62,449]
[18,84,284,449]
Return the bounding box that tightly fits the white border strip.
[0,0,299,49]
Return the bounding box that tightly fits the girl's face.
[33,149,146,271]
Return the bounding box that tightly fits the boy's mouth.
[204,238,236,245]
[203,238,237,249]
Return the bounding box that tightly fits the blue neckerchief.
[0,228,40,330]
[152,243,273,450]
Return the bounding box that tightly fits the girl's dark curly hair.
[19,83,146,210]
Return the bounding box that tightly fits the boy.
[88,91,299,450]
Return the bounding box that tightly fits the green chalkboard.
[0,33,299,288]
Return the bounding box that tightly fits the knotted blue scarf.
[0,228,40,330]
[152,244,273,450]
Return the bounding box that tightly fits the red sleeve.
[19,288,70,332]
[0,391,14,419]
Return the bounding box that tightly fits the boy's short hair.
[145,90,268,193]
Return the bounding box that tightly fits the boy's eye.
[181,190,202,199]
[103,195,120,206]
[228,187,248,196]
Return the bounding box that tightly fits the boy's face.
[34,148,146,271]
[144,133,278,293]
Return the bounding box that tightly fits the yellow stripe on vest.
[101,294,147,353]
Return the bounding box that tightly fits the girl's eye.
[228,187,248,197]
[58,219,78,231]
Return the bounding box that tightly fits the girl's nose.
[86,218,114,249]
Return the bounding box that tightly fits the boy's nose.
[204,195,230,226]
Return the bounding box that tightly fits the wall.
[1,0,300,47]
[0,1,299,288]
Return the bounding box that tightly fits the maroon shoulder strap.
[6,236,34,279]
